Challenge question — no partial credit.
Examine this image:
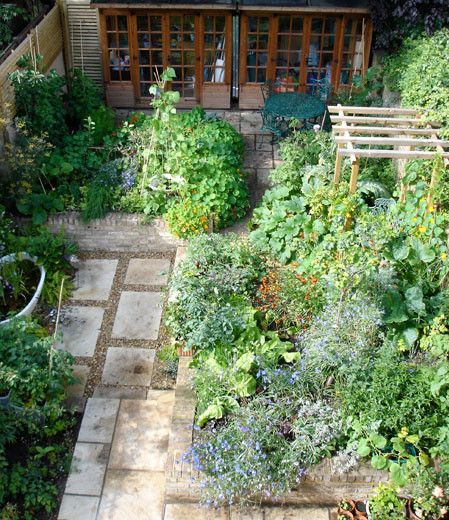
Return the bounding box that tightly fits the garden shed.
[61,0,372,108]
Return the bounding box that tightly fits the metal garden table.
[264,92,326,123]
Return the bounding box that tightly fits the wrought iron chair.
[306,78,334,131]
[258,108,290,148]
[260,79,278,102]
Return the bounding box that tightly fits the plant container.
[0,252,46,325]
[407,499,448,520]
[338,499,356,516]
[354,500,368,518]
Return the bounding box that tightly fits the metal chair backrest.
[260,79,277,102]
[307,78,334,103]
[259,107,280,131]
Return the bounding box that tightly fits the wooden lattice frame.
[329,105,449,208]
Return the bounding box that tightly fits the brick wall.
[45,212,184,252]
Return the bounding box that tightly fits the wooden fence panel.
[0,5,64,121]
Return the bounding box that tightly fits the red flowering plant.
[254,267,325,336]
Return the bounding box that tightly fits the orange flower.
[193,189,197,194]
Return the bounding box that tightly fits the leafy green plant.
[0,5,29,50]
[64,68,102,130]
[368,482,407,520]
[405,465,449,520]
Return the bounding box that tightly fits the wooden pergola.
[329,105,449,206]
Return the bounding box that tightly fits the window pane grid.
[137,15,163,97]
[339,18,364,86]
[169,15,196,99]
[306,16,336,88]
[246,16,269,84]
[204,15,226,83]
[275,15,303,89]
[106,15,130,82]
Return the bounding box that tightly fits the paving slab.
[78,398,120,443]
[56,306,104,357]
[264,507,330,520]
[65,443,110,496]
[58,495,100,520]
[243,151,273,169]
[111,291,163,340]
[97,470,166,520]
[230,508,264,520]
[257,168,273,187]
[72,259,118,300]
[125,258,171,286]
[109,394,174,471]
[93,387,147,399]
[101,347,155,386]
[66,364,90,398]
[164,503,230,519]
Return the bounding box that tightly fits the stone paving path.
[57,111,335,519]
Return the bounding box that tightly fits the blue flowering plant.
[183,361,342,507]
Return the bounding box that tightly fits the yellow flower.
[411,217,417,221]
[430,218,434,223]
[195,229,199,234]
[429,206,434,212]
[442,252,447,261]
[420,197,426,202]
[345,213,351,218]
[419,226,426,233]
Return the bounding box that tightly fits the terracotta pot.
[354,500,368,518]
[337,498,356,516]
[407,499,447,520]
[337,512,354,520]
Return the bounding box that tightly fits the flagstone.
[72,259,118,300]
[56,306,104,357]
[111,291,163,340]
[58,495,100,520]
[125,258,171,286]
[101,347,155,386]
[65,443,109,496]
[78,398,120,443]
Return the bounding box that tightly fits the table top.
[265,92,326,120]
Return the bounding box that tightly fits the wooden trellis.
[329,105,449,207]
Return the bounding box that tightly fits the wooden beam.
[330,115,440,126]
[332,126,441,136]
[334,136,449,148]
[334,144,343,184]
[328,105,421,115]
[336,104,357,165]
[337,149,449,160]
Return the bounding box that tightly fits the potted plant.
[406,466,449,520]
[338,499,356,517]
[0,252,46,325]
[368,482,407,519]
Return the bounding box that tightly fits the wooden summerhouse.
[61,0,372,109]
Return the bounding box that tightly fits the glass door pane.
[306,17,337,91]
[275,16,304,90]
[106,15,130,82]
[246,16,269,83]
[203,15,226,83]
[136,15,163,98]
[169,14,196,99]
[339,18,364,87]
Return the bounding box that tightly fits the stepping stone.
[72,259,118,301]
[164,503,230,519]
[111,292,163,340]
[264,507,330,520]
[257,168,273,187]
[125,258,171,286]
[93,387,147,400]
[66,364,90,398]
[97,470,165,520]
[58,495,100,520]
[101,347,155,386]
[78,398,120,443]
[108,395,174,471]
[56,306,104,357]
[65,443,110,496]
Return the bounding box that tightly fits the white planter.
[0,252,46,325]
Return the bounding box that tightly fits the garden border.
[164,246,390,508]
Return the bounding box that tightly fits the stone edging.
[44,211,184,252]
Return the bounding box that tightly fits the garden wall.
[165,355,390,507]
[46,212,183,252]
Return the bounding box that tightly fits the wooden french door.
[238,12,371,109]
[101,9,232,108]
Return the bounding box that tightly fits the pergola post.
[334,145,343,184]
[344,157,360,230]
